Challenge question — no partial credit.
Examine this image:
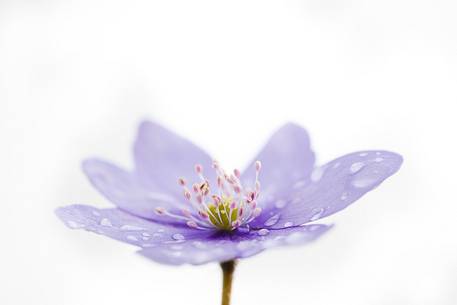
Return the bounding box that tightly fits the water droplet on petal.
[120,225,144,231]
[126,235,138,241]
[310,208,324,221]
[359,152,369,157]
[142,232,151,237]
[374,157,384,162]
[283,221,293,228]
[350,162,365,173]
[310,167,325,182]
[332,162,340,169]
[157,228,165,233]
[293,180,307,189]
[275,200,287,209]
[92,210,101,216]
[172,233,185,241]
[351,177,378,188]
[142,243,155,248]
[192,241,206,249]
[257,228,270,236]
[340,192,348,200]
[264,214,280,227]
[100,218,112,227]
[67,221,84,229]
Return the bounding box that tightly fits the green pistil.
[208,197,238,230]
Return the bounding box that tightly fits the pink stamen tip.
[196,195,203,204]
[239,207,244,217]
[155,207,165,215]
[186,221,198,228]
[178,177,186,186]
[199,211,209,219]
[234,185,241,194]
[230,201,237,209]
[192,184,199,193]
[255,160,262,172]
[195,164,203,174]
[212,160,219,169]
[233,169,241,178]
[184,190,191,200]
[182,209,192,217]
[251,201,257,209]
[212,195,221,204]
[253,207,262,217]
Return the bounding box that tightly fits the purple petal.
[55,205,211,248]
[139,224,331,265]
[133,121,216,197]
[242,123,315,205]
[250,150,403,229]
[82,159,188,224]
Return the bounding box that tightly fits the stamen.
[174,160,263,231]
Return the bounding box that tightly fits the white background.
[1,0,456,304]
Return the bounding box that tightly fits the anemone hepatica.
[56,121,402,305]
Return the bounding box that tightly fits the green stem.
[220,260,237,305]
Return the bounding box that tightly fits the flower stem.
[220,260,236,305]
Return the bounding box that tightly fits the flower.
[56,121,402,265]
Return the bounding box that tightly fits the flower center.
[154,160,262,231]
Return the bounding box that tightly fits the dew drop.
[100,218,112,227]
[120,225,144,231]
[359,152,369,157]
[310,167,325,182]
[172,233,185,241]
[92,210,101,216]
[350,162,365,173]
[67,221,84,229]
[142,243,155,248]
[126,235,138,241]
[264,214,280,227]
[332,162,340,169]
[283,221,293,228]
[374,157,384,162]
[293,180,307,189]
[157,228,165,233]
[257,228,270,236]
[351,177,378,188]
[340,192,348,201]
[275,200,287,209]
[142,232,151,237]
[192,241,206,249]
[142,236,149,241]
[310,208,324,221]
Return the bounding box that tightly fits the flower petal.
[138,224,331,265]
[242,123,315,203]
[250,150,403,229]
[82,158,188,224]
[56,205,212,247]
[133,121,216,197]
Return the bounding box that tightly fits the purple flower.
[56,121,402,266]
